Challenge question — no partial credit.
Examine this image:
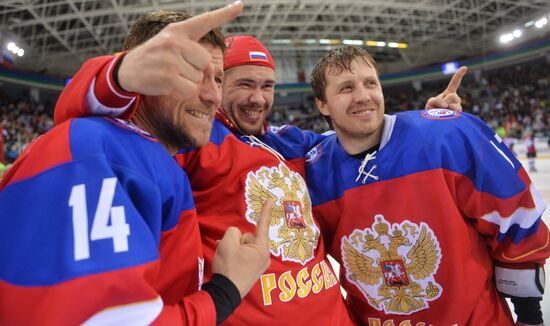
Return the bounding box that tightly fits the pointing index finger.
[180,1,244,41]
[444,66,467,94]
[255,199,273,245]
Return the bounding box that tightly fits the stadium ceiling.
[1,0,550,77]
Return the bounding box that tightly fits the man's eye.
[340,86,352,92]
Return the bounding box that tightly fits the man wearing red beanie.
[53,18,465,324]
[217,35,276,136]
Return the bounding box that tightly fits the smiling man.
[306,46,550,325]
[314,50,385,154]
[220,36,276,135]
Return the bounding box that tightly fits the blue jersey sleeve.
[267,125,328,159]
[0,119,215,326]
[443,113,549,265]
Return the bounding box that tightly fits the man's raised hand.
[425,66,468,112]
[118,1,244,98]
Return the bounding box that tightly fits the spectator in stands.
[380,60,550,140]
[0,162,6,180]
[0,97,54,163]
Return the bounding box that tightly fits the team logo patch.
[284,201,306,228]
[249,51,268,62]
[245,163,320,265]
[268,125,290,135]
[305,144,322,164]
[341,214,442,315]
[381,260,409,286]
[421,108,460,120]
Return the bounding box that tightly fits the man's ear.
[315,97,329,117]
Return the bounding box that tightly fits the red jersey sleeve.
[54,53,139,125]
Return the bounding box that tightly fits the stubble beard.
[147,108,201,150]
[333,116,384,145]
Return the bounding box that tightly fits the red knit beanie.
[223,36,275,71]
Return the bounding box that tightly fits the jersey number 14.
[69,177,131,261]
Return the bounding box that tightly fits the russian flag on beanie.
[223,36,275,71]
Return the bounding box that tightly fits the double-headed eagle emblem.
[245,163,320,265]
[342,214,442,314]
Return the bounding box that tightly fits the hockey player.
[525,131,538,173]
[307,46,550,325]
[0,3,274,325]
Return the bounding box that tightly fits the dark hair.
[123,10,226,51]
[310,46,377,103]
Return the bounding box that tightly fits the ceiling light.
[319,39,340,45]
[535,17,547,28]
[270,39,292,44]
[343,39,363,45]
[499,33,513,44]
[366,40,407,48]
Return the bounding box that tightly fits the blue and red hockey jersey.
[306,109,550,325]
[0,117,213,325]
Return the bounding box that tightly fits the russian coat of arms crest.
[245,163,320,265]
[342,214,442,314]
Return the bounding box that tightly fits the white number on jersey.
[69,177,130,261]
